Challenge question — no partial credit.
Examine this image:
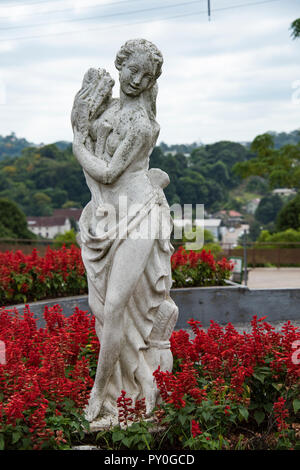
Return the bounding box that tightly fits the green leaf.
[254,410,265,426]
[202,411,210,422]
[95,431,104,442]
[263,403,273,413]
[253,373,264,384]
[112,430,124,443]
[137,442,145,450]
[0,434,4,450]
[293,399,300,414]
[184,404,195,414]
[238,406,249,421]
[178,413,187,426]
[253,369,271,384]
[272,383,282,391]
[12,431,21,444]
[122,437,131,448]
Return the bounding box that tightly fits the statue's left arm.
[73,125,151,184]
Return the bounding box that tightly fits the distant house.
[52,208,82,228]
[272,188,296,197]
[214,210,244,227]
[27,208,82,239]
[227,210,244,226]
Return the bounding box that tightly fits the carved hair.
[115,39,162,121]
[115,38,163,80]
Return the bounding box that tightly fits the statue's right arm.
[72,129,110,184]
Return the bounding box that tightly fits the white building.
[27,215,72,239]
[27,208,82,239]
[272,188,296,197]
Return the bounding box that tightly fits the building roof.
[228,210,243,217]
[27,208,82,229]
[52,208,82,221]
[272,188,296,195]
[27,216,69,228]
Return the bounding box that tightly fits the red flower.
[273,397,289,431]
[191,420,202,438]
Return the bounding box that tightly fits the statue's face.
[119,51,155,97]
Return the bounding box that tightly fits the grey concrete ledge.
[3,285,300,328]
[171,286,300,327]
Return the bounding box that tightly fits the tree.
[210,161,230,185]
[291,19,300,39]
[32,192,52,216]
[0,133,34,161]
[53,229,78,248]
[234,133,300,190]
[62,200,81,209]
[254,194,284,225]
[276,193,300,231]
[245,176,268,194]
[258,228,300,248]
[43,188,68,208]
[248,220,262,241]
[269,130,300,149]
[0,198,36,239]
[0,142,90,216]
[39,144,62,160]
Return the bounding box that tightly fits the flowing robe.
[78,166,178,415]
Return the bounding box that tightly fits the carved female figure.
[72,39,178,424]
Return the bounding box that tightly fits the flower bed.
[0,246,87,306]
[0,246,234,306]
[0,306,299,450]
[0,305,97,449]
[171,245,234,288]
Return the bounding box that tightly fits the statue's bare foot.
[86,400,103,422]
[85,389,103,422]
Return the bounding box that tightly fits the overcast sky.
[0,0,299,145]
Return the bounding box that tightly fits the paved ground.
[244,267,300,289]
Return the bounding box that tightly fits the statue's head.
[115,39,163,98]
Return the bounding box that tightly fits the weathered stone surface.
[71,39,178,426]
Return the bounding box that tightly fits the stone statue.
[71,39,178,425]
